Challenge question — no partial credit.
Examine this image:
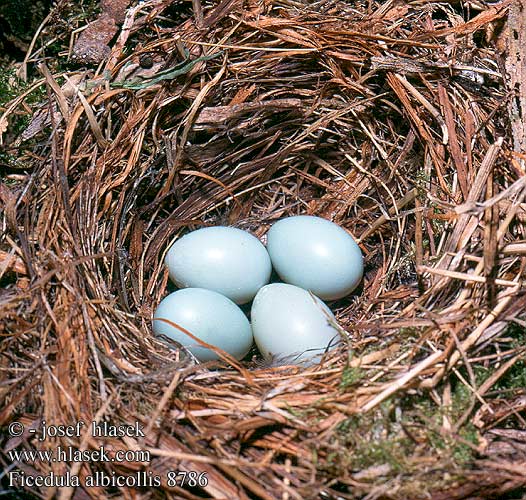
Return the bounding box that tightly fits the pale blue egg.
[165,226,272,304]
[152,288,253,361]
[266,215,363,300]
[251,283,341,364]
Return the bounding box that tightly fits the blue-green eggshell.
[251,283,340,364]
[165,226,272,304]
[152,288,253,361]
[266,215,363,300]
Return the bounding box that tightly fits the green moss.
[330,407,409,473]
[397,326,424,342]
[454,329,526,394]
[424,423,478,466]
[339,364,364,390]
[0,66,48,138]
[0,66,46,104]
[352,435,411,472]
[508,323,526,348]
[454,424,479,464]
[0,68,21,105]
[285,403,324,422]
[319,384,481,492]
[415,168,431,191]
[493,358,526,391]
[0,150,17,165]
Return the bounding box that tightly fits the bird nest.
[1,0,526,498]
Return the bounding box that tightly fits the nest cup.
[1,0,526,497]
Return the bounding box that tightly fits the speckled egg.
[266,215,363,300]
[152,288,253,361]
[165,226,272,304]
[251,283,341,364]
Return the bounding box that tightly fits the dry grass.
[1,0,526,498]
